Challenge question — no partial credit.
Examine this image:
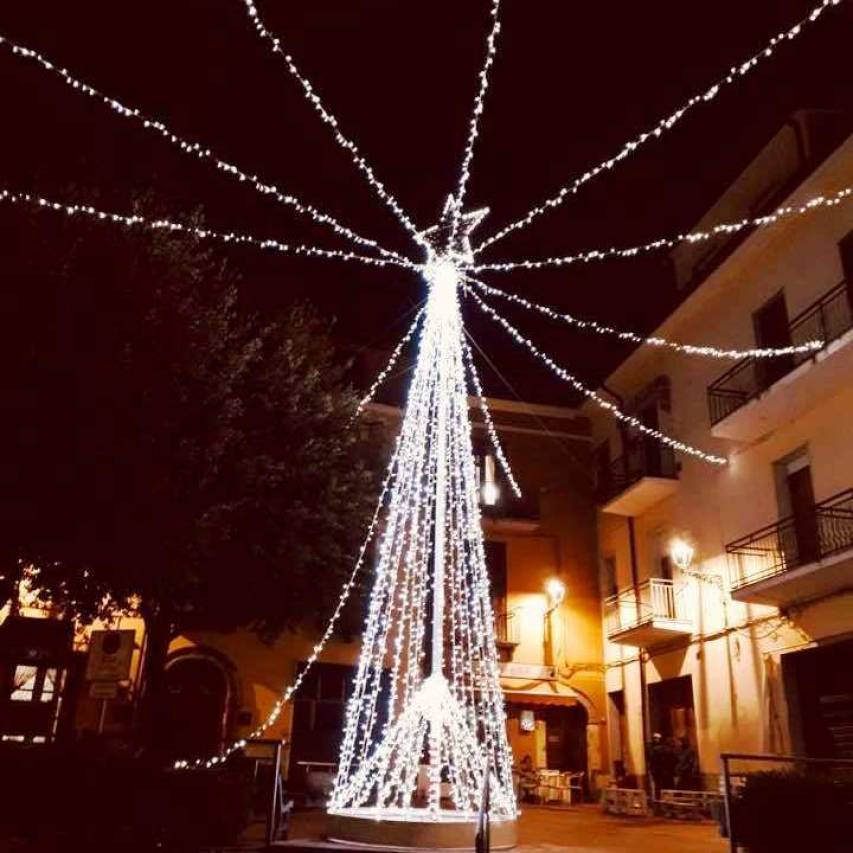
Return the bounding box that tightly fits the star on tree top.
[418,195,489,266]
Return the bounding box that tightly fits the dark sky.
[1,1,850,405]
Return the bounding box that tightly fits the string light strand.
[0,189,416,271]
[354,307,426,419]
[466,287,727,466]
[0,35,409,265]
[174,438,404,769]
[476,0,844,254]
[241,0,425,247]
[450,0,502,246]
[465,275,823,360]
[472,187,853,272]
[460,333,522,498]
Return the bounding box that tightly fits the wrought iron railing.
[481,492,540,522]
[603,578,688,638]
[597,440,677,505]
[494,610,520,645]
[726,488,853,591]
[707,281,853,425]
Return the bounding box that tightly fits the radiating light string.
[0,34,410,265]
[465,275,824,359]
[0,189,416,271]
[449,0,502,247]
[460,333,522,497]
[475,0,844,254]
[465,286,728,466]
[354,306,426,419]
[240,0,425,247]
[472,187,853,273]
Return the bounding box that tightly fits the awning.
[501,678,581,707]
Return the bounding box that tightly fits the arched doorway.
[158,654,232,759]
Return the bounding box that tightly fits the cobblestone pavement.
[288,804,727,852]
[509,805,726,852]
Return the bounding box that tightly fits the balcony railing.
[726,488,853,591]
[494,610,520,646]
[707,281,853,425]
[597,440,677,505]
[481,492,540,524]
[603,578,687,639]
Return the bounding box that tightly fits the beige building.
[587,112,853,790]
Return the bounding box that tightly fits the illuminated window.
[10,665,38,702]
[41,669,57,703]
[8,664,60,703]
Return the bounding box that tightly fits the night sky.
[1,1,850,405]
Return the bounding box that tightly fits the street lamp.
[670,537,695,572]
[545,577,566,608]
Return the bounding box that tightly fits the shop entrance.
[784,637,853,759]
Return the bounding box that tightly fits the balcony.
[481,492,540,533]
[726,488,853,607]
[708,281,853,442]
[494,610,520,662]
[604,579,692,647]
[598,441,678,516]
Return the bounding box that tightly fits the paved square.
[287,804,727,852]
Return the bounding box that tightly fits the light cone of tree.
[329,201,516,820]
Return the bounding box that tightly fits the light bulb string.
[475,0,844,254]
[449,0,502,248]
[0,189,417,272]
[174,435,404,769]
[464,275,823,360]
[471,186,853,272]
[465,286,728,466]
[353,306,426,420]
[0,34,410,266]
[240,0,426,248]
[459,332,522,497]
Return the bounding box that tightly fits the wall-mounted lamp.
[545,577,566,608]
[670,538,695,572]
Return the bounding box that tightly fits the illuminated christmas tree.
[329,197,517,824]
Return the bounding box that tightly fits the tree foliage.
[0,200,377,643]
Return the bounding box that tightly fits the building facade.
[165,397,605,792]
[588,113,853,790]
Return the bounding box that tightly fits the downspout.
[602,382,651,788]
[627,515,652,794]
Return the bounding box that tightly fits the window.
[839,229,853,282]
[601,556,618,599]
[485,540,508,615]
[9,665,58,703]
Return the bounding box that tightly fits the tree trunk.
[135,605,174,754]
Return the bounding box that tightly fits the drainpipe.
[603,383,651,784]
[627,516,652,793]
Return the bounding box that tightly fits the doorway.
[648,675,697,748]
[774,450,819,569]
[784,638,853,759]
[159,654,231,759]
[541,704,588,775]
[753,293,794,389]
